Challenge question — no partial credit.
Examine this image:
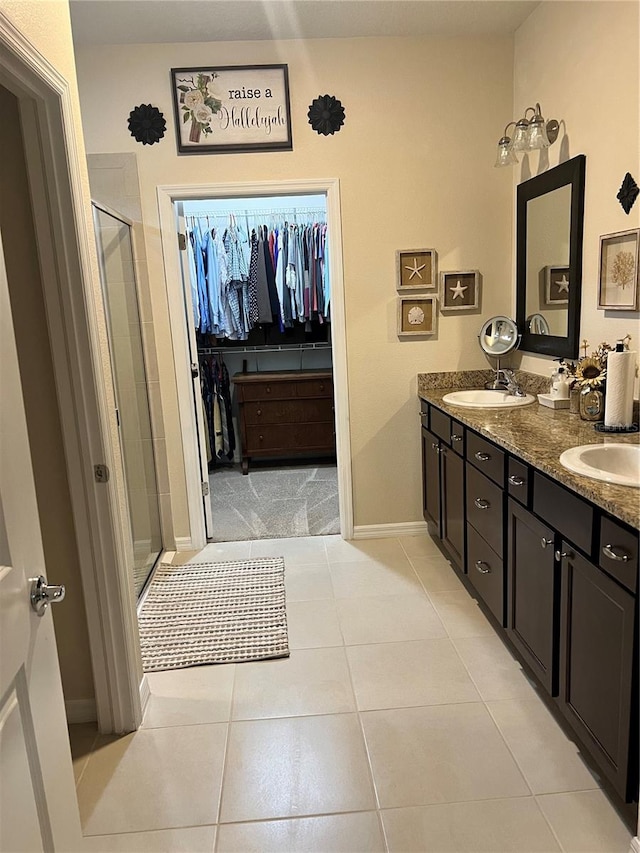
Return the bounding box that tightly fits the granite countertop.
[418,372,640,531]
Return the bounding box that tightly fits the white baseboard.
[139,674,151,718]
[629,836,639,853]
[351,521,429,540]
[65,698,97,724]
[174,536,194,551]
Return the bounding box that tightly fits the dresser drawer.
[467,523,504,623]
[244,422,335,454]
[599,517,638,594]
[466,465,504,557]
[244,399,334,426]
[239,381,297,401]
[295,378,333,398]
[430,407,451,445]
[533,473,593,556]
[507,457,530,507]
[466,431,505,487]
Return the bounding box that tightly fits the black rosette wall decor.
[127,104,166,145]
[307,95,345,136]
[617,172,639,215]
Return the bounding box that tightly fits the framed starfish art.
[396,248,437,291]
[543,265,570,305]
[440,270,481,311]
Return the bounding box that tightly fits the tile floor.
[69,535,634,853]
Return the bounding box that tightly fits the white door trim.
[0,11,143,733]
[157,178,354,547]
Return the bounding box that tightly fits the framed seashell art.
[397,295,437,337]
[396,248,437,291]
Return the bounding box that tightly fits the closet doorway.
[178,193,338,543]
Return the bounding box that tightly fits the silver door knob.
[30,575,66,617]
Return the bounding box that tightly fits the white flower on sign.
[193,104,213,124]
[184,90,204,110]
[206,80,225,101]
[408,306,425,325]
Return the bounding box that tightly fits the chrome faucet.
[498,368,527,397]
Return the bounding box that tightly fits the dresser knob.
[508,475,525,487]
[475,560,491,574]
[555,549,573,562]
[474,498,490,510]
[602,544,629,562]
[475,451,491,462]
[451,434,463,443]
[257,409,262,416]
[541,537,553,548]
[319,384,324,391]
[266,387,271,393]
[259,435,264,442]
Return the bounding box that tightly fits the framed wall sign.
[171,64,293,154]
[543,265,570,305]
[598,229,639,311]
[396,248,437,291]
[397,296,437,337]
[440,270,480,311]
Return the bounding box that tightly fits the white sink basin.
[559,444,640,488]
[442,390,536,409]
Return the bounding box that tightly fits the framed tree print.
[598,229,639,310]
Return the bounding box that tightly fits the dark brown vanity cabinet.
[420,403,464,570]
[558,545,636,800]
[507,500,559,695]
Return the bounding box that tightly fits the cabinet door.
[421,427,441,533]
[440,446,464,569]
[559,545,635,800]
[507,500,558,695]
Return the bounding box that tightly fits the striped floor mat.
[138,558,288,672]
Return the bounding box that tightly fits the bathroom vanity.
[418,374,639,817]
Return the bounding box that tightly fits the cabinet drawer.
[466,431,504,487]
[467,523,504,623]
[295,379,333,398]
[430,407,451,445]
[240,381,297,401]
[533,473,593,556]
[466,465,504,557]
[244,399,334,426]
[244,422,335,453]
[599,517,638,594]
[507,457,530,507]
[450,420,465,456]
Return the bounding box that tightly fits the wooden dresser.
[233,369,335,473]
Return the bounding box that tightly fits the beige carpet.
[138,558,288,672]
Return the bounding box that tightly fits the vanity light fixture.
[494,103,559,167]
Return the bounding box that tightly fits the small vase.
[579,385,605,422]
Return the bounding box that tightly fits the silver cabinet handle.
[474,498,490,510]
[475,560,491,574]
[431,442,439,450]
[475,451,491,461]
[30,575,66,617]
[555,549,574,562]
[541,537,553,548]
[451,434,463,443]
[508,475,525,486]
[420,412,428,420]
[602,545,629,563]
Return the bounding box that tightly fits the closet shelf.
[198,342,332,355]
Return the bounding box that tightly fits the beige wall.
[513,1,640,377]
[75,34,515,529]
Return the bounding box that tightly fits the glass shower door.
[92,204,162,596]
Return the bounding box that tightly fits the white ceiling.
[69,0,540,46]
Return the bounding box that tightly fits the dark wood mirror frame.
[516,154,586,359]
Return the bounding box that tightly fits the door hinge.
[94,464,110,483]
[178,232,187,251]
[201,481,210,496]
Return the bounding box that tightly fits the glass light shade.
[494,138,518,167]
[510,119,530,152]
[527,118,550,149]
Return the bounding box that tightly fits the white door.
[0,228,83,851]
[177,212,213,538]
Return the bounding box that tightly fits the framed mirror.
[516,154,586,358]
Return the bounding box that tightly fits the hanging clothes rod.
[186,207,326,219]
[198,342,331,355]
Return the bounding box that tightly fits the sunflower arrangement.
[564,340,613,390]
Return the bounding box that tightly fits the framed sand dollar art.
[397,296,437,336]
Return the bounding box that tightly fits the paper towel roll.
[604,350,636,428]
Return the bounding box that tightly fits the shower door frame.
[157,178,353,549]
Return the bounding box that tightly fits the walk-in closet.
[177,194,339,542]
